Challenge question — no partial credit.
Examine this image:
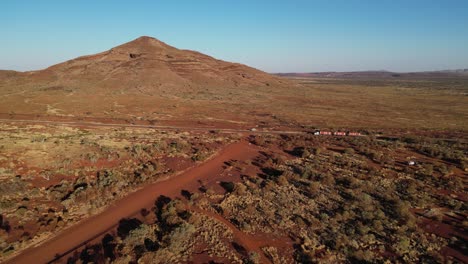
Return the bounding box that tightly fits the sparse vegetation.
[0,123,232,261]
[59,132,466,263]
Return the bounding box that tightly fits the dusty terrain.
[8,132,463,264]
[1,37,467,131]
[0,37,467,263]
[0,122,238,262]
[6,140,255,264]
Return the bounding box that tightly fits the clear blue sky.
[2,0,468,72]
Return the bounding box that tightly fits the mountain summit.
[29,36,285,92]
[0,36,292,122]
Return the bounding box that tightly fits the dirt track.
[0,118,305,135]
[7,140,259,264]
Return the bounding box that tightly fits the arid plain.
[0,37,466,263]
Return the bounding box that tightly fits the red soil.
[419,216,468,263]
[6,140,258,264]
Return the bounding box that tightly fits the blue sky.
[1,0,468,72]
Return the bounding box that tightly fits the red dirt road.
[7,140,259,264]
[0,117,305,135]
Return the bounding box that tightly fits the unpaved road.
[0,118,305,135]
[7,140,259,264]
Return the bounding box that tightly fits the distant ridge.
[276,69,468,79]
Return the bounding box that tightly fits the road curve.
[7,140,259,264]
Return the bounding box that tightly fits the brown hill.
[24,36,285,92]
[0,36,295,126]
[0,37,467,131]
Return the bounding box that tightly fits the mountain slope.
[25,36,286,92]
[0,36,295,125]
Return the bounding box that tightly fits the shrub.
[401,136,419,144]
[117,218,142,239]
[253,136,265,146]
[312,147,322,155]
[344,148,355,155]
[352,249,374,262]
[423,164,434,176]
[309,182,320,194]
[277,175,289,186]
[234,183,247,195]
[220,181,235,193]
[395,237,411,256]
[246,252,260,264]
[301,148,311,158]
[144,238,159,251]
[134,244,146,259]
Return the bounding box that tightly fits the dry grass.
[0,123,231,261]
[1,77,466,131]
[287,78,468,130]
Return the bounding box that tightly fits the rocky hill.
[12,36,285,92]
[0,36,292,123]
